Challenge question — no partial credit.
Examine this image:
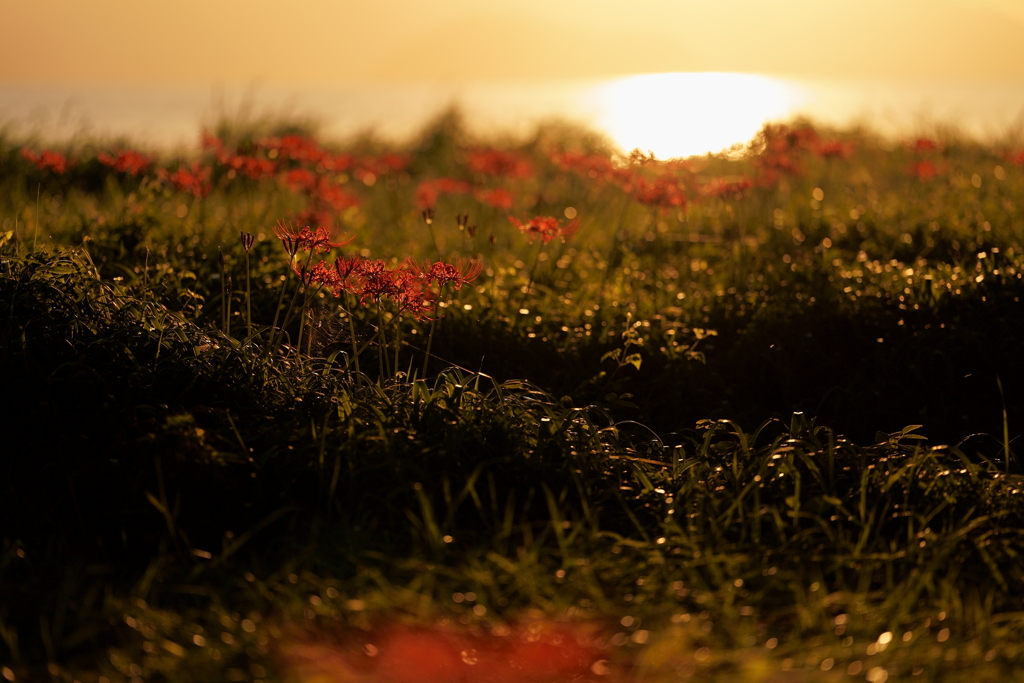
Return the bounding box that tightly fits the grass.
[2,112,1024,681]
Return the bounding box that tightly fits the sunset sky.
[3,0,1024,85]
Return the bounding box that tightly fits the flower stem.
[244,250,252,340]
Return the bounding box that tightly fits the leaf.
[625,353,642,370]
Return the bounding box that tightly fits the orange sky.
[3,0,1024,85]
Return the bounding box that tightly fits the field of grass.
[2,112,1024,682]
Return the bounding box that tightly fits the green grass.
[2,113,1024,681]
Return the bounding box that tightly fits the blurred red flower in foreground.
[911,137,938,152]
[509,215,580,244]
[98,150,152,176]
[1004,150,1024,167]
[276,618,614,683]
[910,160,938,180]
[21,148,70,174]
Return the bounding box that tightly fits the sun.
[591,72,806,159]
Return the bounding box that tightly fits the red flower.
[201,131,225,154]
[911,138,938,152]
[21,148,70,174]
[331,256,366,295]
[634,177,687,208]
[277,134,327,164]
[166,163,211,197]
[467,149,533,178]
[910,160,937,180]
[1003,150,1024,167]
[221,155,276,180]
[283,168,317,192]
[356,260,403,304]
[314,179,360,212]
[392,277,436,319]
[814,140,853,159]
[98,150,152,176]
[702,177,752,200]
[273,220,354,255]
[509,215,580,244]
[549,150,616,182]
[407,257,483,290]
[474,188,514,209]
[414,178,472,210]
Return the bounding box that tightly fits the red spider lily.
[633,177,687,208]
[407,257,483,290]
[509,215,580,244]
[98,150,152,176]
[549,150,615,180]
[314,180,360,212]
[910,137,938,152]
[414,178,472,210]
[332,256,366,294]
[293,260,338,287]
[315,153,352,173]
[1003,150,1024,167]
[283,168,318,192]
[750,123,819,183]
[277,134,327,164]
[201,131,225,154]
[392,276,436,319]
[761,123,819,153]
[910,160,938,180]
[814,140,854,159]
[702,176,753,200]
[165,163,212,197]
[273,220,354,255]
[221,154,276,180]
[21,148,70,174]
[357,260,404,304]
[276,619,612,683]
[240,231,255,252]
[474,188,514,209]
[294,206,338,232]
[376,152,410,173]
[467,149,534,178]
[356,153,410,178]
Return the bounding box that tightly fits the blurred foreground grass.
[2,113,1024,681]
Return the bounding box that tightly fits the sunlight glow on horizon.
[592,73,806,159]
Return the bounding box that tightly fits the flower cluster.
[20,148,70,174]
[98,150,152,176]
[910,160,938,180]
[752,123,856,185]
[1005,150,1024,167]
[701,176,753,200]
[414,178,472,210]
[297,255,481,319]
[633,176,688,208]
[161,163,212,198]
[467,148,534,179]
[273,221,355,256]
[508,215,580,244]
[272,221,480,321]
